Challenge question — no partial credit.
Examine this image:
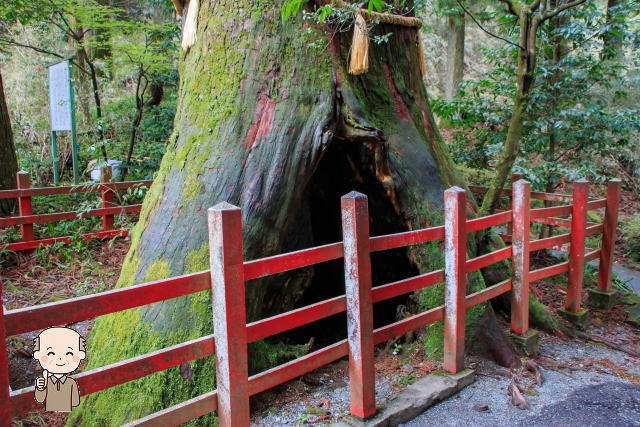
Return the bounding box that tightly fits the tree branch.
[456,0,525,50]
[2,39,65,58]
[542,0,586,22]
[498,0,520,16]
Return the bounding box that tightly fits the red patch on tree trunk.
[382,63,409,121]
[243,93,276,149]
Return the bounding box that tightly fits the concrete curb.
[334,370,475,427]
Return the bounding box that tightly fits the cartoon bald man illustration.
[32,327,86,412]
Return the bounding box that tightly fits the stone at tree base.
[336,370,475,427]
[507,328,540,356]
[557,308,589,329]
[588,289,617,310]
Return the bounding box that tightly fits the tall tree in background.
[475,0,587,215]
[71,0,535,423]
[444,10,465,100]
[0,70,18,215]
[602,0,626,59]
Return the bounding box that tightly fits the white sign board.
[48,61,72,131]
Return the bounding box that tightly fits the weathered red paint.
[0,180,152,199]
[531,216,572,227]
[247,295,346,343]
[469,185,574,203]
[0,180,623,426]
[127,391,218,426]
[243,241,343,281]
[443,187,467,374]
[16,171,34,243]
[369,226,444,252]
[0,205,141,227]
[597,180,621,292]
[507,174,523,236]
[341,192,376,420]
[0,285,12,426]
[566,179,588,313]
[249,340,349,396]
[466,279,513,309]
[10,335,215,417]
[2,229,128,252]
[530,261,570,283]
[373,306,444,345]
[466,211,512,233]
[208,203,250,427]
[372,270,444,303]
[465,247,512,274]
[511,180,531,334]
[101,167,115,231]
[529,232,571,252]
[530,204,573,219]
[586,198,607,210]
[4,271,210,336]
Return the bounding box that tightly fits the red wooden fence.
[0,177,620,426]
[0,170,152,252]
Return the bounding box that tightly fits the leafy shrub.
[623,213,640,262]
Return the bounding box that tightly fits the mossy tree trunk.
[0,70,18,216]
[72,1,517,424]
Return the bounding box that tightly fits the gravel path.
[403,336,640,427]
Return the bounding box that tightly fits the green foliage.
[623,213,640,262]
[433,0,640,191]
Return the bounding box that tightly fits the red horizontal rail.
[500,234,513,243]
[373,306,445,345]
[246,295,346,342]
[243,242,343,281]
[248,340,348,396]
[529,232,571,252]
[127,391,218,427]
[469,186,573,203]
[1,229,128,251]
[4,271,210,336]
[10,335,215,417]
[0,180,152,199]
[0,205,141,227]
[369,226,444,252]
[530,204,573,219]
[529,261,569,282]
[466,211,512,233]
[531,216,572,228]
[372,270,444,303]
[586,198,607,210]
[465,279,512,308]
[465,247,512,273]
[131,306,449,425]
[584,249,601,263]
[585,223,604,237]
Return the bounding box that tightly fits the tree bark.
[72,1,513,423]
[602,0,625,59]
[0,70,18,215]
[444,11,465,101]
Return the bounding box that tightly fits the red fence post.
[443,187,467,373]
[208,202,249,426]
[507,174,524,238]
[341,191,376,420]
[17,171,34,243]
[0,284,11,426]
[511,179,530,334]
[565,179,588,313]
[597,179,621,292]
[101,166,115,231]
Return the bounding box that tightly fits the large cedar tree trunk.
[0,71,18,215]
[72,1,510,423]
